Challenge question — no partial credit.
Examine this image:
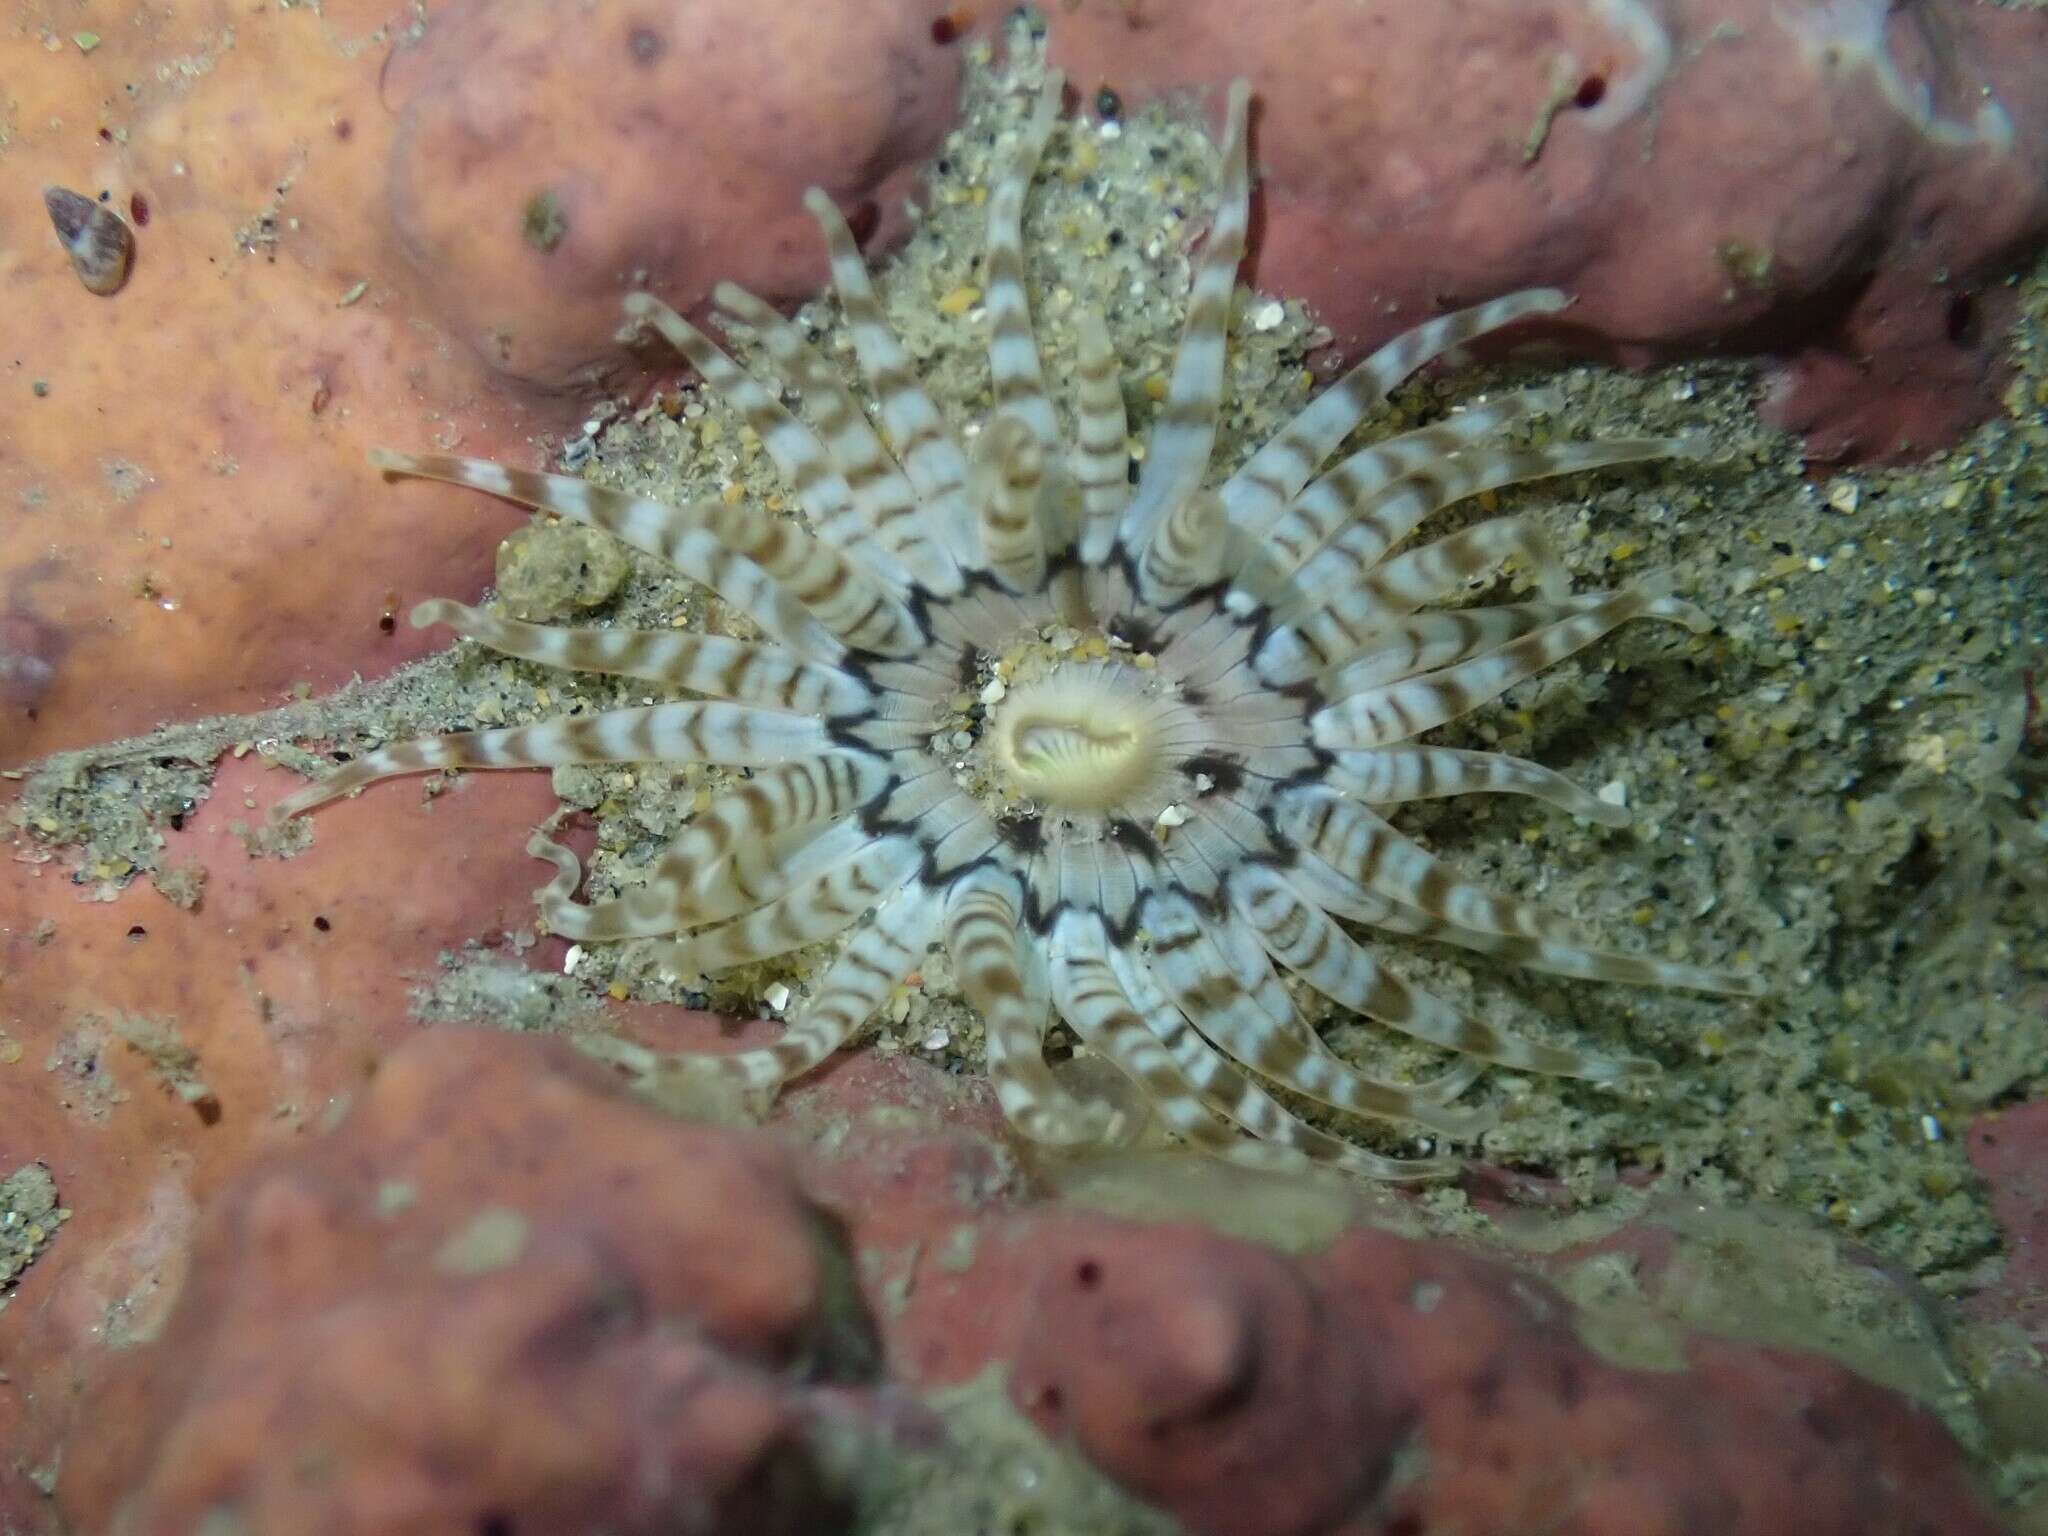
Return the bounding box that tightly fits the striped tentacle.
[627,297,935,655]
[945,868,1125,1147]
[1218,294,1571,538]
[1085,916,1462,1181]
[1254,390,1560,577]
[648,754,895,903]
[1289,435,1694,608]
[1154,812,1489,1109]
[710,284,957,595]
[1050,911,1272,1159]
[1204,906,1488,1107]
[1071,306,1132,567]
[536,755,891,943]
[693,493,928,658]
[367,450,840,663]
[1137,887,1496,1138]
[982,71,1065,448]
[1256,517,1564,687]
[654,835,921,977]
[676,818,870,928]
[412,600,871,714]
[1342,527,1698,631]
[622,294,917,593]
[525,825,689,943]
[1319,589,1690,695]
[1265,435,1694,667]
[1284,843,1763,996]
[1309,586,1709,750]
[803,187,978,582]
[1328,746,1626,826]
[1277,784,1596,944]
[709,883,943,1091]
[969,413,1051,593]
[1139,488,1230,603]
[1227,863,1653,1080]
[665,759,947,931]
[274,702,839,821]
[1258,513,1623,690]
[1117,79,1252,553]
[1274,785,1761,993]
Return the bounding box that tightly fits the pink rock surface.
[36,1030,2011,1536]
[1968,1099,2048,1352]
[384,0,965,390]
[1044,0,2048,464]
[0,0,964,766]
[57,1031,854,1535]
[0,756,758,1525]
[0,0,555,767]
[1009,1219,1404,1536]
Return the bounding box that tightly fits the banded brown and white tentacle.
[1117,78,1252,552]
[982,70,1065,447]
[368,450,841,663]
[709,282,951,589]
[413,600,871,713]
[1317,585,1699,695]
[1253,389,1562,574]
[946,867,1125,1147]
[1071,306,1133,567]
[530,754,893,944]
[1308,587,1710,750]
[274,702,841,820]
[622,293,921,594]
[710,881,943,1090]
[1274,785,1760,995]
[1139,488,1231,603]
[804,187,978,584]
[1283,843,1760,996]
[970,413,1052,594]
[1217,294,1572,538]
[1087,915,1464,1181]
[655,835,921,977]
[1137,888,1497,1138]
[1225,862,1654,1081]
[1326,746,1628,826]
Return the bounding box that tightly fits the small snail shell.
[44,186,134,297]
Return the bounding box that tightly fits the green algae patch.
[844,1368,1180,1536]
[433,1206,532,1276]
[493,521,630,620]
[1,1162,69,1310]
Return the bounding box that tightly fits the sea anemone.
[275,71,1760,1179]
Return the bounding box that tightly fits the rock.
[58,1029,864,1535]
[0,0,964,765]
[1969,1099,2048,1355]
[0,754,768,1523]
[43,1035,2014,1536]
[383,0,966,390]
[1042,0,2048,464]
[1009,1218,1403,1536]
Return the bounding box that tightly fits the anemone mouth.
[986,666,1171,815]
